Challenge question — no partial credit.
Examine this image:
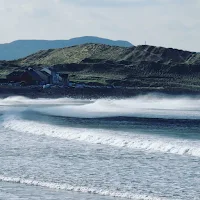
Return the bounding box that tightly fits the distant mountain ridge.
[0,36,133,61]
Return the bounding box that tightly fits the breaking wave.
[2,115,200,157]
[1,95,200,119]
[1,95,200,157]
[0,175,168,200]
[1,95,199,200]
[0,96,90,106]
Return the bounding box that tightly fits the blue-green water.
[0,95,200,200]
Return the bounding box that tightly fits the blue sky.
[0,0,200,51]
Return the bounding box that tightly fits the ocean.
[0,95,200,200]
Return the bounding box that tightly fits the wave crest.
[2,116,200,157]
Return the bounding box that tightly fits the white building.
[41,67,62,84]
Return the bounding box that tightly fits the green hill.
[16,43,200,66]
[2,43,200,93]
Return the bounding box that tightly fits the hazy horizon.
[0,36,198,53]
[0,36,132,44]
[1,0,200,52]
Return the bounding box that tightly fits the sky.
[0,0,200,52]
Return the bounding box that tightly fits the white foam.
[0,175,167,200]
[2,116,200,157]
[32,96,200,119]
[0,96,91,106]
[1,95,200,119]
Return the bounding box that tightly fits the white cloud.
[0,0,200,51]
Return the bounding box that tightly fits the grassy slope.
[2,44,200,93]
[16,44,200,66]
[16,44,129,66]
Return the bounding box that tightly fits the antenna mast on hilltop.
[145,41,147,45]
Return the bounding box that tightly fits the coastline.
[1,85,200,99]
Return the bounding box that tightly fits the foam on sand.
[0,175,168,200]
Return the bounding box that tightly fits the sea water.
[0,95,200,200]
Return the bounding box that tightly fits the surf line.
[0,175,168,200]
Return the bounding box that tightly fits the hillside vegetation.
[17,43,200,66]
[2,43,200,93]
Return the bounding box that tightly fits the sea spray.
[1,95,200,119]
